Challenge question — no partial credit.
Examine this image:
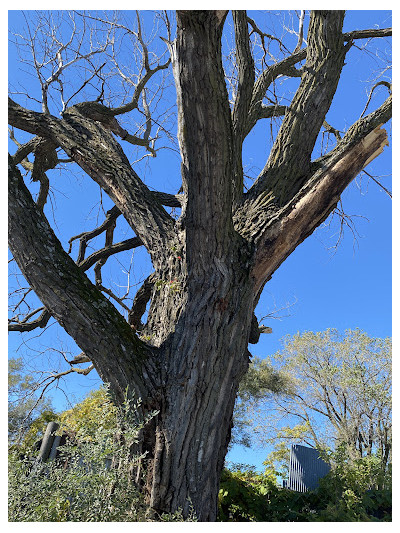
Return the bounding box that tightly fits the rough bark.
[8,156,156,405]
[8,9,391,521]
[250,11,348,206]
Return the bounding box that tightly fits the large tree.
[8,10,391,520]
[242,330,392,472]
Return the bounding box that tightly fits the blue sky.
[8,9,392,472]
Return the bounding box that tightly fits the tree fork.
[8,9,392,523]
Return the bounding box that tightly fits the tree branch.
[244,23,391,141]
[128,273,157,331]
[110,59,171,117]
[8,98,175,266]
[78,237,143,272]
[250,11,348,206]
[231,10,255,202]
[245,48,307,138]
[8,156,153,402]
[8,308,51,332]
[173,10,235,273]
[245,95,391,295]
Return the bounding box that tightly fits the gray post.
[48,434,62,460]
[37,422,59,462]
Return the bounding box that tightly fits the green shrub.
[314,446,392,521]
[9,393,148,522]
[9,390,196,522]
[218,451,392,522]
[218,467,320,521]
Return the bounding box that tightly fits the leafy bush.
[218,451,392,522]
[9,449,145,522]
[9,389,196,522]
[219,467,321,522]
[314,446,392,521]
[9,392,147,522]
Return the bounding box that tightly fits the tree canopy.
[242,329,391,473]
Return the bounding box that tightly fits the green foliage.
[219,450,392,522]
[9,449,144,522]
[9,391,146,522]
[218,467,278,521]
[263,422,313,478]
[314,445,392,521]
[218,466,321,522]
[237,356,291,401]
[59,386,119,438]
[15,386,116,454]
[157,506,197,522]
[9,386,196,522]
[232,356,291,447]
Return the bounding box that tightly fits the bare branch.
[232,10,255,132]
[246,14,291,56]
[67,352,91,364]
[362,169,392,199]
[323,120,342,142]
[258,103,287,121]
[344,27,392,41]
[360,80,392,119]
[251,11,348,206]
[231,10,256,202]
[79,237,143,272]
[8,308,51,332]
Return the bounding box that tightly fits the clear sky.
[8,9,392,472]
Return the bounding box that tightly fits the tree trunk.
[145,271,254,520]
[8,9,391,523]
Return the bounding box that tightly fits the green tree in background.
[232,356,291,447]
[277,330,390,460]
[8,358,55,444]
[59,387,119,439]
[221,331,392,524]
[238,329,391,481]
